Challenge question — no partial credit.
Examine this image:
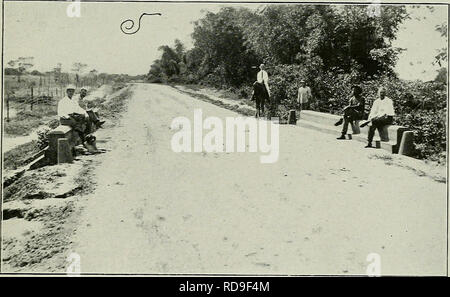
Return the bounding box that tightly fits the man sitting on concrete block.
[78,86,105,128]
[57,85,103,153]
[360,86,396,148]
[335,85,365,139]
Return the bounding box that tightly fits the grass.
[4,103,58,136]
[4,75,63,99]
[90,87,132,124]
[175,84,287,121]
[3,140,41,171]
[173,85,256,117]
[3,74,67,136]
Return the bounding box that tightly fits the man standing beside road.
[297,79,312,112]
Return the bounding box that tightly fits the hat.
[66,84,76,90]
[80,86,89,91]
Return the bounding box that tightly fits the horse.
[251,81,270,118]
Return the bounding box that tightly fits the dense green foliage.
[148,5,447,161]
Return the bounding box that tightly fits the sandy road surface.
[70,83,446,275]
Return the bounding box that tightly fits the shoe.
[360,120,371,128]
[95,120,106,128]
[334,118,343,126]
[336,135,346,140]
[84,138,100,153]
[85,143,99,154]
[364,143,373,148]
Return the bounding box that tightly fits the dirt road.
[69,83,446,275]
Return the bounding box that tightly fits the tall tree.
[53,63,62,84]
[191,7,258,86]
[71,62,88,86]
[158,45,181,76]
[7,56,34,82]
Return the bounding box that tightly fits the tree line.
[148,5,410,86]
[5,58,144,99]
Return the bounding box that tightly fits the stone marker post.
[398,131,414,157]
[288,110,297,125]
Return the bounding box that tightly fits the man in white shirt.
[361,87,395,148]
[251,64,270,117]
[257,64,270,97]
[297,79,312,111]
[58,85,87,119]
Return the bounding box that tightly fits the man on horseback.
[251,64,271,117]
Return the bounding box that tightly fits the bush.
[397,109,446,162]
[269,64,304,109]
[36,128,51,150]
[266,65,447,161]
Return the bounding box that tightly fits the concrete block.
[57,138,73,164]
[398,131,415,157]
[288,110,297,125]
[47,130,68,164]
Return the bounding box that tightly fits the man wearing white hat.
[58,85,86,118]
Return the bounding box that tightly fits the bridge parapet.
[298,110,413,155]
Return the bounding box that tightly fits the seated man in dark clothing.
[78,86,105,128]
[335,85,365,140]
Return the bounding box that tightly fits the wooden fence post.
[30,86,34,111]
[6,93,10,122]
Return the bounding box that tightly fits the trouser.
[341,107,363,134]
[299,101,309,112]
[367,115,393,144]
[60,113,94,143]
[86,109,100,123]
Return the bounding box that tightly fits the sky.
[3,1,448,81]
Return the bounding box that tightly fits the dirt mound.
[2,201,75,270]
[3,163,84,203]
[2,157,97,272]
